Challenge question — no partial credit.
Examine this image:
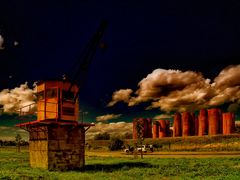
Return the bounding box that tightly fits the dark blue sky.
[1,0,240,122]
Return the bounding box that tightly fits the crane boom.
[67,20,108,101]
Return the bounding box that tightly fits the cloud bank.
[0,83,37,113]
[96,114,122,121]
[107,89,133,107]
[86,122,132,139]
[108,65,240,112]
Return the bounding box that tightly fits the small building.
[17,80,94,170]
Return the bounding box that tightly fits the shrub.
[108,137,124,151]
[122,132,133,139]
[94,132,110,140]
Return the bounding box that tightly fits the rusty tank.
[181,112,191,137]
[173,112,182,137]
[198,109,208,136]
[222,112,235,135]
[208,108,220,135]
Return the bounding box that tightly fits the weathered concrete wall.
[28,125,85,171]
[29,140,48,169]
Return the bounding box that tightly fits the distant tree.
[94,132,110,140]
[108,137,124,151]
[136,119,144,159]
[15,134,22,152]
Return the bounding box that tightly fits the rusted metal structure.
[198,109,208,136]
[16,21,108,170]
[181,112,191,137]
[152,121,159,139]
[222,112,235,135]
[173,112,182,137]
[17,81,94,170]
[218,109,223,134]
[208,108,221,135]
[158,120,169,138]
[146,118,153,138]
[133,118,153,139]
[194,116,199,136]
[190,112,195,136]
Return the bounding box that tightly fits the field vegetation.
[0,147,240,179]
[87,134,240,152]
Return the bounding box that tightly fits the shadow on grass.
[84,162,153,172]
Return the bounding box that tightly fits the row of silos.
[173,108,235,137]
[133,118,152,139]
[152,120,170,138]
[133,118,171,139]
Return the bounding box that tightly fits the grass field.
[0,147,240,180]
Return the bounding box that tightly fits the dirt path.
[86,151,240,158]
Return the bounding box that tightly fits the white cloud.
[86,122,132,139]
[0,82,37,113]
[107,89,133,107]
[108,65,240,112]
[96,113,122,121]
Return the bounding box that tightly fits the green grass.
[0,147,240,179]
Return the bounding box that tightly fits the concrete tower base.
[28,124,86,171]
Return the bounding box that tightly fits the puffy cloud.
[96,114,122,122]
[108,65,240,112]
[0,83,37,113]
[86,122,132,139]
[214,65,240,89]
[0,35,4,50]
[209,65,240,106]
[107,89,133,107]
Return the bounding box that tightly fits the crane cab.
[36,80,79,122]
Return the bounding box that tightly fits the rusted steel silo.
[158,120,168,138]
[190,112,195,136]
[223,112,235,135]
[194,116,199,136]
[198,109,208,136]
[173,112,182,137]
[133,118,150,139]
[208,108,220,135]
[146,118,152,138]
[218,109,223,134]
[142,118,148,138]
[166,120,170,137]
[152,121,159,139]
[181,112,191,137]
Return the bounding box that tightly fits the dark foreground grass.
[0,147,240,180]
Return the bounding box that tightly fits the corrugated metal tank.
[166,120,170,137]
[142,118,148,138]
[222,112,235,135]
[146,118,153,138]
[218,109,223,134]
[152,121,159,139]
[133,118,150,139]
[173,112,182,137]
[190,112,195,136]
[181,112,191,137]
[158,120,168,138]
[194,116,199,136]
[198,109,208,136]
[208,108,220,135]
